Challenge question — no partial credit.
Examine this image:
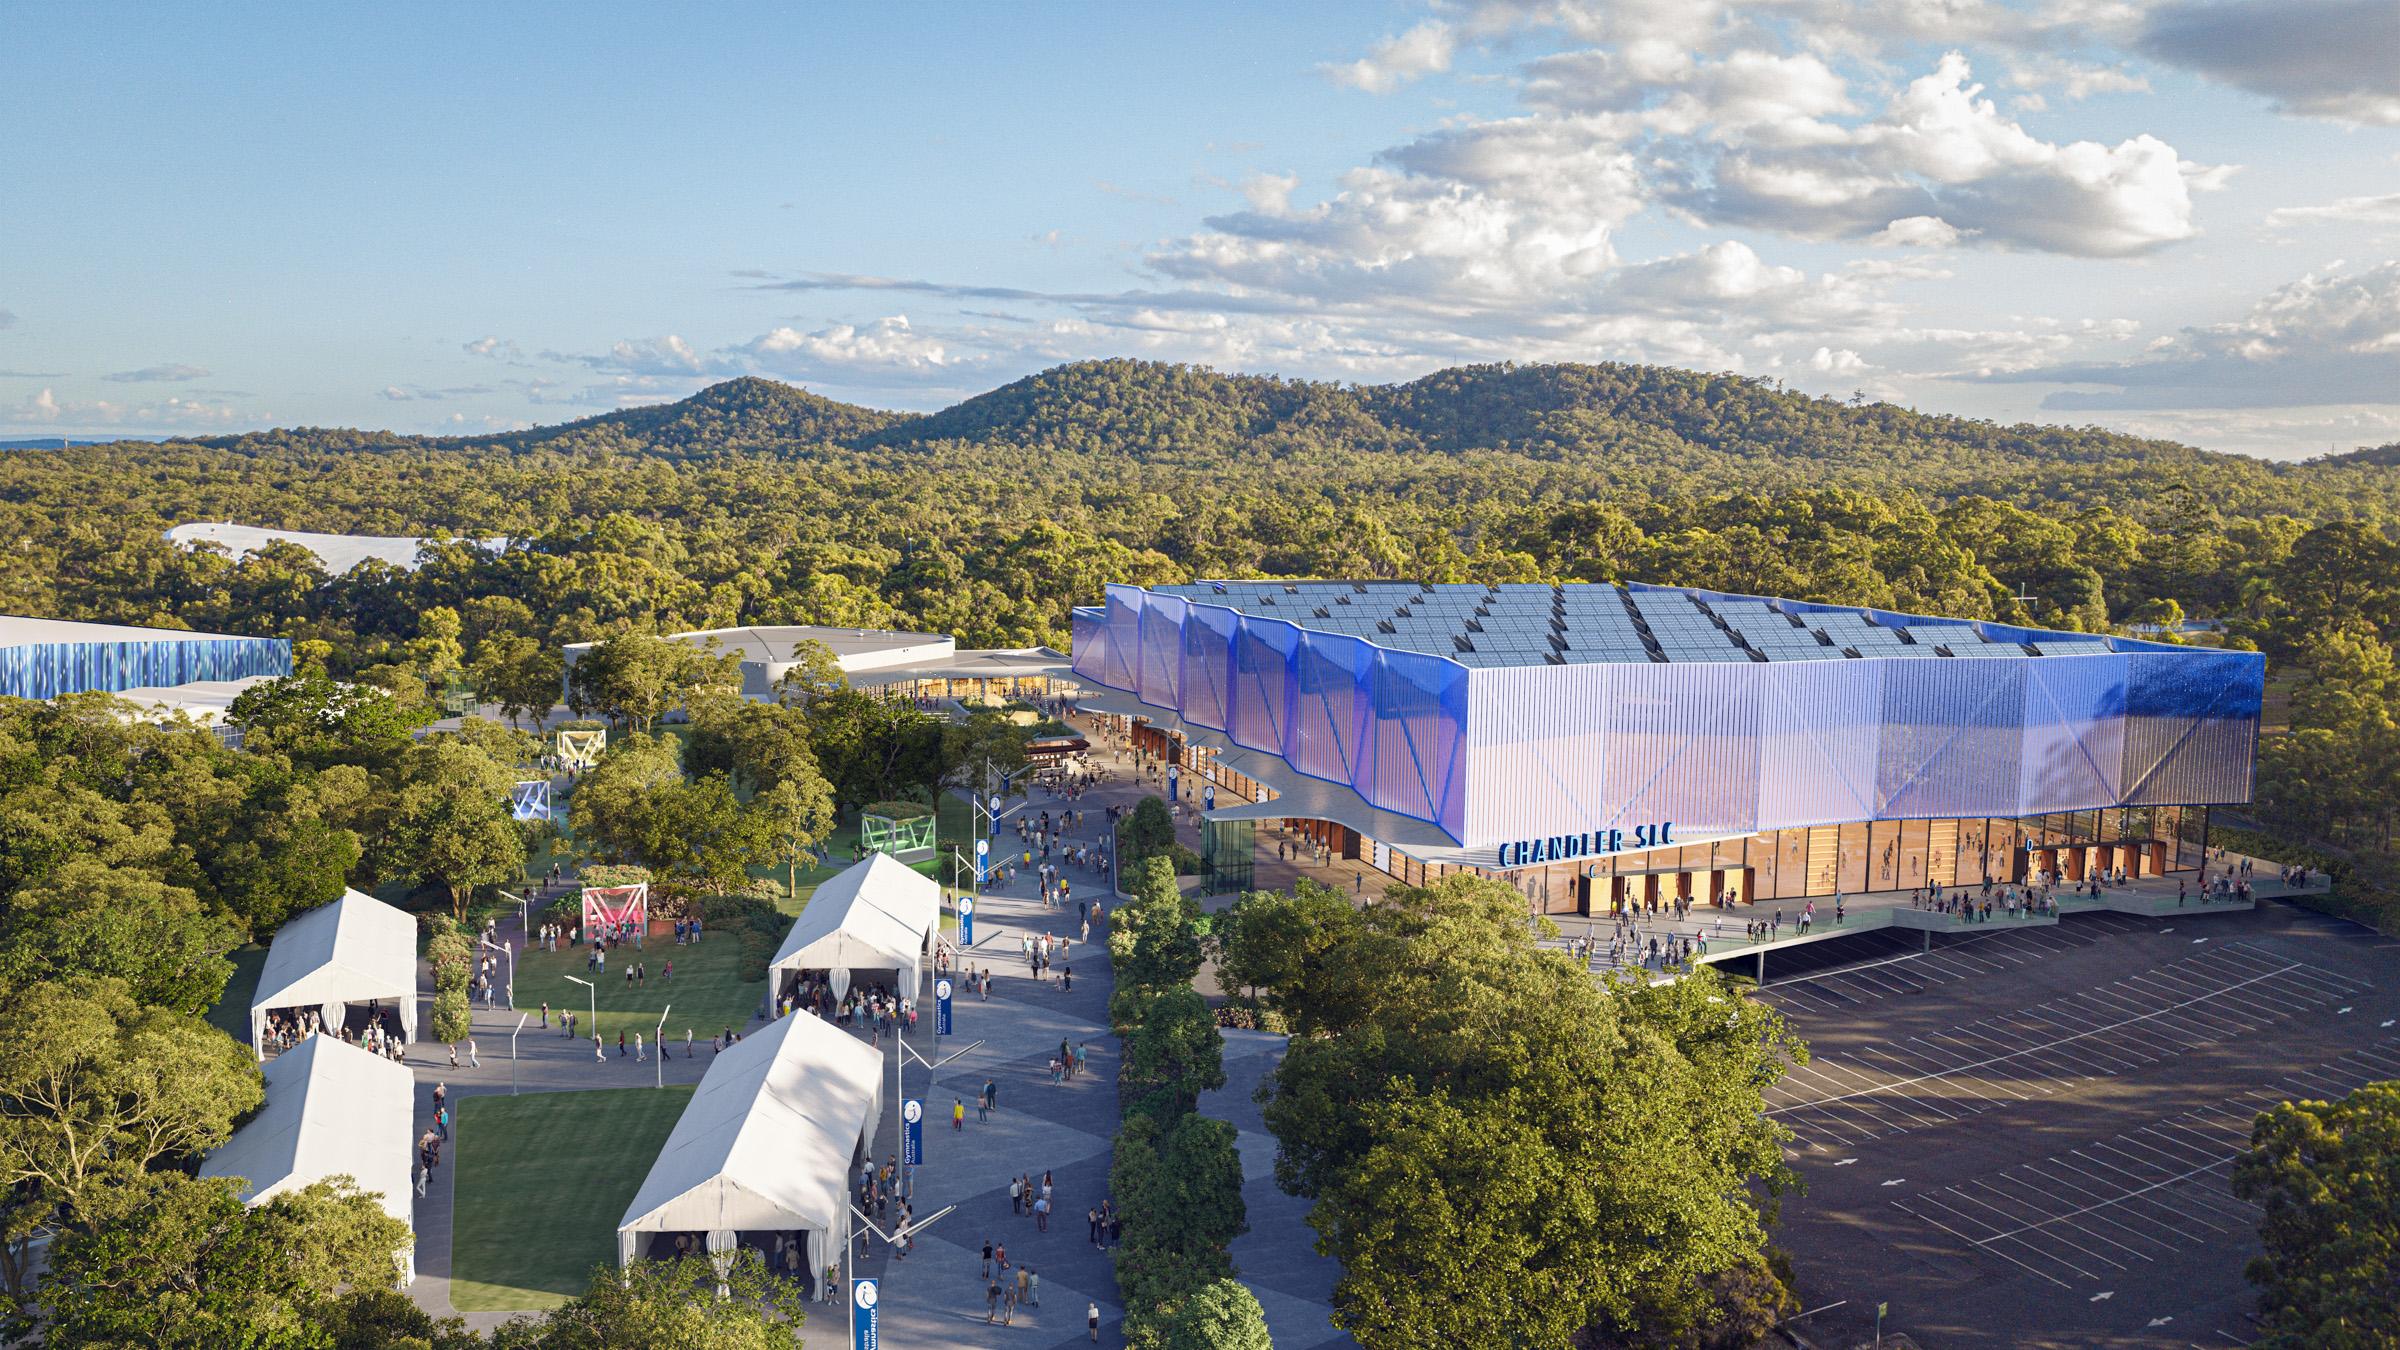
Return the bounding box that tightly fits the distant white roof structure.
[614,1011,883,1270]
[768,853,940,994]
[166,522,507,574]
[249,889,419,1057]
[561,625,956,701]
[198,1034,417,1283]
[110,674,276,728]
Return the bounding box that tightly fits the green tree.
[1110,856,1204,992]
[1158,1278,1274,1350]
[685,690,819,793]
[227,669,429,774]
[0,859,245,1016]
[806,689,946,807]
[471,632,566,729]
[31,1173,413,1349]
[407,605,469,692]
[565,631,739,732]
[2231,1080,2400,1349]
[1215,878,1358,1009]
[774,636,848,703]
[484,1252,808,1350]
[1258,875,1804,1349]
[754,770,838,900]
[383,736,526,919]
[0,980,262,1302]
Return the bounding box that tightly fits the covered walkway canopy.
[768,852,940,1000]
[249,888,419,1057]
[614,1009,883,1279]
[198,1034,418,1283]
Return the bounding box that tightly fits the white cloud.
[462,336,525,361]
[1870,215,1968,247]
[7,386,250,431]
[2141,0,2400,125]
[1988,260,2400,409]
[1321,20,1458,93]
[102,362,209,383]
[742,316,956,372]
[1808,346,1869,374]
[2265,193,2400,229]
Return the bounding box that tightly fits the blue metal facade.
[0,631,292,701]
[1072,582,2261,850]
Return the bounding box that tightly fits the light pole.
[508,1011,528,1095]
[654,1005,671,1089]
[500,888,531,945]
[847,1202,956,1346]
[563,975,595,1043]
[895,1035,982,1204]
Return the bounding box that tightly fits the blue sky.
[3,1,2396,457]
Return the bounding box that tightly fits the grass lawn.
[448,1086,694,1311]
[205,944,270,1042]
[516,928,765,1041]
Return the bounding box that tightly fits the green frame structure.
[860,810,937,863]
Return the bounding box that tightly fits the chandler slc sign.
[1496,822,1673,868]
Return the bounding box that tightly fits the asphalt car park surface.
[1758,901,2400,1350]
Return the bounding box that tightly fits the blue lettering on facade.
[1495,821,1671,868]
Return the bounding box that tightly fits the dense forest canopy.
[5,358,2396,672]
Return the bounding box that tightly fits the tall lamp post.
[563,975,595,1042]
[654,1005,671,1089]
[508,1011,528,1095]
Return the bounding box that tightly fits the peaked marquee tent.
[249,888,419,1058]
[198,1034,418,1283]
[614,1009,883,1279]
[768,852,940,1002]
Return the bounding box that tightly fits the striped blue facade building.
[0,618,292,702]
[1071,581,2260,877]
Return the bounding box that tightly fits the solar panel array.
[1153,583,2119,669]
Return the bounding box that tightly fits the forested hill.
[5,355,2397,665]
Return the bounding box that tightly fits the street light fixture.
[654,1004,671,1089]
[508,1011,528,1095]
[563,974,595,1041]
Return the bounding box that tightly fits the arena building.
[0,615,291,703]
[1069,581,2262,913]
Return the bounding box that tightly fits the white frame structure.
[248,889,419,1059]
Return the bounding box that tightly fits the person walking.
[985,1278,1000,1324]
[953,1097,966,1131]
[1089,1301,1101,1342]
[980,1237,993,1278]
[466,1038,479,1068]
[1027,1266,1040,1307]
[617,1029,627,1058]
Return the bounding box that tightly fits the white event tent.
[198,1034,418,1283]
[614,1009,883,1284]
[767,852,940,1005]
[249,888,419,1058]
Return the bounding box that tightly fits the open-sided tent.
[249,888,419,1058]
[614,1010,883,1285]
[768,852,940,1004]
[197,1034,418,1283]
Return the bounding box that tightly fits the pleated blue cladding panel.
[1457,664,1613,844]
[1358,646,1470,833]
[1070,608,1109,684]
[2121,648,2264,805]
[1597,659,1764,838]
[2017,654,2128,814]
[1099,585,1144,692]
[1285,630,1374,788]
[1178,602,1240,732]
[1227,615,1300,757]
[1876,658,2028,819]
[1755,658,1882,830]
[0,635,292,700]
[1136,591,1188,710]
